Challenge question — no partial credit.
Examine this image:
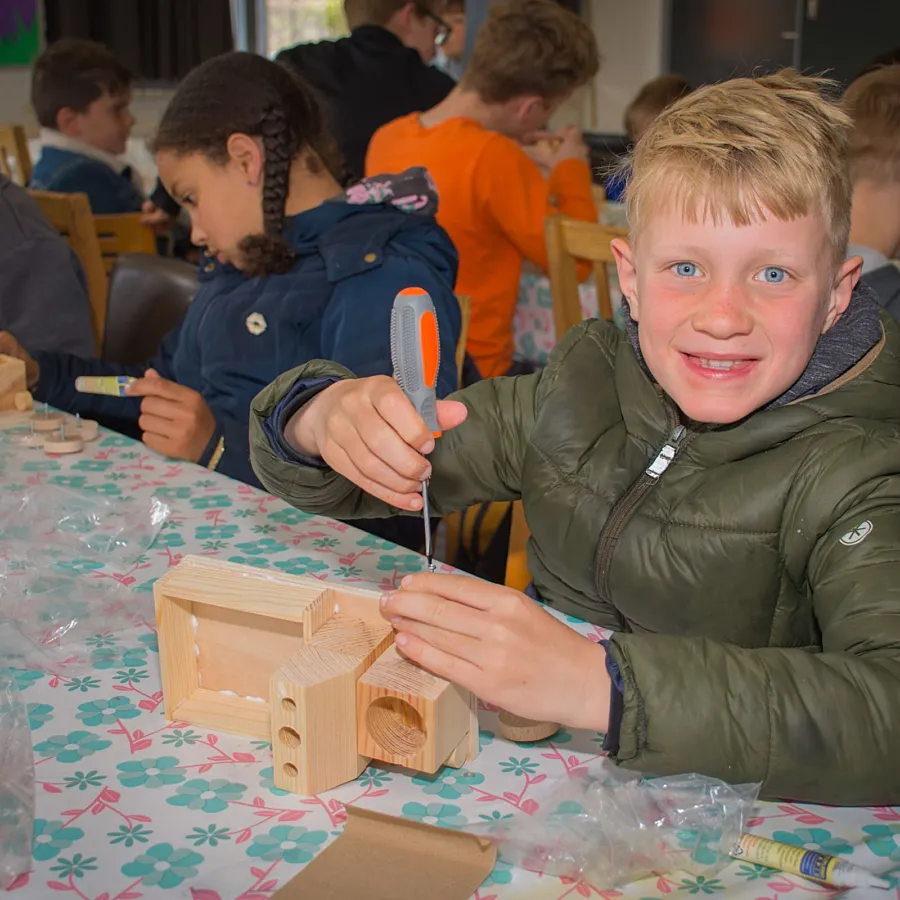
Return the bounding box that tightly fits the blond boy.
[249,70,900,805]
[845,64,900,317]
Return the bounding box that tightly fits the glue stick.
[74,376,136,397]
[732,834,891,890]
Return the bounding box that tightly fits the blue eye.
[673,262,698,277]
[759,267,787,283]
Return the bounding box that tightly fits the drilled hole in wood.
[281,697,297,712]
[283,762,298,778]
[279,726,301,748]
[366,697,426,756]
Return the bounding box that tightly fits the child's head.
[441,1,466,62]
[845,64,900,198]
[153,51,343,278]
[460,0,599,140]
[31,38,134,155]
[612,70,861,425]
[624,74,692,144]
[344,1,446,63]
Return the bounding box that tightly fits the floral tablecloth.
[2,426,899,900]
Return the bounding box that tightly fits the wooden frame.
[93,213,157,275]
[0,124,32,185]
[455,294,471,390]
[28,190,109,354]
[155,556,479,795]
[545,215,628,340]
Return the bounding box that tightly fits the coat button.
[364,253,377,263]
[203,262,215,273]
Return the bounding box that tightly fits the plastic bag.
[465,761,759,889]
[0,484,169,673]
[0,669,34,890]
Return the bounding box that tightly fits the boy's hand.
[549,125,590,167]
[285,376,468,511]
[127,369,216,462]
[140,200,175,234]
[381,573,612,732]
[0,331,39,389]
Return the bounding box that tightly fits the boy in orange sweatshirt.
[366,0,600,379]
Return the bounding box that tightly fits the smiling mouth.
[681,353,759,375]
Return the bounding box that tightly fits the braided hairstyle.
[153,52,346,277]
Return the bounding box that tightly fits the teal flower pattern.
[161,728,201,748]
[186,824,231,847]
[226,555,270,568]
[677,875,725,894]
[108,824,153,847]
[259,766,289,797]
[34,730,112,762]
[401,802,468,829]
[121,843,204,888]
[117,757,185,789]
[32,820,85,861]
[189,493,232,510]
[498,756,539,776]
[232,537,289,556]
[268,508,312,525]
[10,668,44,691]
[376,554,423,574]
[113,667,149,684]
[195,524,239,540]
[357,767,393,789]
[273,557,329,576]
[75,696,140,726]
[245,825,328,863]
[26,702,53,730]
[166,778,247,813]
[863,823,900,861]
[481,859,514,887]
[63,770,106,791]
[772,828,853,857]
[412,769,485,799]
[49,853,98,879]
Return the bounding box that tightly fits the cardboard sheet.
[272,804,498,900]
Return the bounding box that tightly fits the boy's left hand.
[381,573,611,732]
[127,369,216,463]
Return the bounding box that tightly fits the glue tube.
[74,376,136,397]
[732,834,891,890]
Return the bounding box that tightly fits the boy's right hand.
[285,376,468,511]
[548,125,590,167]
[0,332,39,389]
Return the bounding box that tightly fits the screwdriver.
[390,287,442,572]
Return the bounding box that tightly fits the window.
[233,0,347,57]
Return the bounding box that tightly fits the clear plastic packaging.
[465,761,759,889]
[0,484,169,673]
[0,669,34,890]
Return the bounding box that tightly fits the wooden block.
[497,711,559,743]
[33,414,65,432]
[154,555,357,739]
[0,356,26,412]
[271,614,394,795]
[442,731,470,769]
[358,645,472,774]
[43,434,84,455]
[70,419,99,441]
[14,391,32,411]
[467,691,480,762]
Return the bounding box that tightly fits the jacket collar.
[39,128,132,176]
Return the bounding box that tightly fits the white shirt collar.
[39,128,132,176]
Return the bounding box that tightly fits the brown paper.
[272,804,498,900]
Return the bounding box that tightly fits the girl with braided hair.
[0,52,461,516]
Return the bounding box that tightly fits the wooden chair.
[545,215,628,340]
[455,294,471,390]
[29,190,109,354]
[504,500,532,592]
[93,213,157,276]
[0,124,32,185]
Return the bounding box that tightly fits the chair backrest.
[504,500,532,593]
[28,189,109,354]
[545,214,628,341]
[455,294,471,390]
[93,213,157,276]
[103,253,198,364]
[0,124,32,185]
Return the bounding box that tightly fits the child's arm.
[319,256,461,398]
[477,132,597,273]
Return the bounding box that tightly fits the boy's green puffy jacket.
[249,315,900,805]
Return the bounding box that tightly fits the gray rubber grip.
[390,290,441,433]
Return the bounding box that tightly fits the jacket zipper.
[593,402,698,608]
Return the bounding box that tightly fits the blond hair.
[624,74,692,142]
[625,69,853,263]
[461,0,599,104]
[845,64,900,185]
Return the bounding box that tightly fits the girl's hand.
[286,376,468,511]
[381,573,611,732]
[127,369,216,462]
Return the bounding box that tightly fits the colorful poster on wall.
[0,0,40,66]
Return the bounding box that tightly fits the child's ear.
[56,107,79,137]
[823,254,862,333]
[226,133,264,187]
[611,237,639,320]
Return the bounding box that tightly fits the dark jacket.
[249,307,900,806]
[863,263,900,323]
[30,147,144,215]
[0,175,94,356]
[32,173,461,488]
[277,26,455,180]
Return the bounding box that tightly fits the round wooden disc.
[72,419,99,441]
[14,391,32,411]
[43,435,84,455]
[498,711,560,743]
[33,414,65,432]
[16,433,45,449]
